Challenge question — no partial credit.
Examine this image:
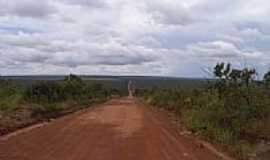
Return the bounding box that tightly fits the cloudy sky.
[0,0,270,77]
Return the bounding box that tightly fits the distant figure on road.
[128,80,135,98]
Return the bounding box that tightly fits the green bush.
[24,75,113,104]
[0,80,23,110]
[0,75,124,135]
[138,63,270,159]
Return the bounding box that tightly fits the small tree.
[214,62,225,79]
[63,74,84,98]
[241,68,256,87]
[264,69,270,87]
[64,74,83,83]
[229,69,242,83]
[213,62,232,97]
[214,62,231,80]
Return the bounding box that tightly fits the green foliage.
[214,62,231,79]
[25,81,65,103]
[0,75,124,135]
[24,75,112,104]
[264,69,270,87]
[64,74,83,83]
[0,80,23,110]
[139,62,270,159]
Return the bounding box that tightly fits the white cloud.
[188,41,242,58]
[187,41,266,61]
[0,0,270,77]
[145,1,192,25]
[61,0,107,8]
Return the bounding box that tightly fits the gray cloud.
[188,41,242,59]
[187,41,265,62]
[0,0,270,77]
[145,1,192,25]
[49,52,156,68]
[0,0,57,18]
[0,31,159,68]
[61,0,106,8]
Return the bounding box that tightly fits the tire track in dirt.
[0,97,228,160]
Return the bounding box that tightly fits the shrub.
[138,63,270,159]
[0,75,124,135]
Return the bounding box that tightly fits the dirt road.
[0,98,223,160]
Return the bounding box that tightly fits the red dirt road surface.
[0,98,225,160]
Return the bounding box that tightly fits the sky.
[0,0,270,78]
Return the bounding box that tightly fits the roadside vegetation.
[0,74,124,136]
[137,63,270,160]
